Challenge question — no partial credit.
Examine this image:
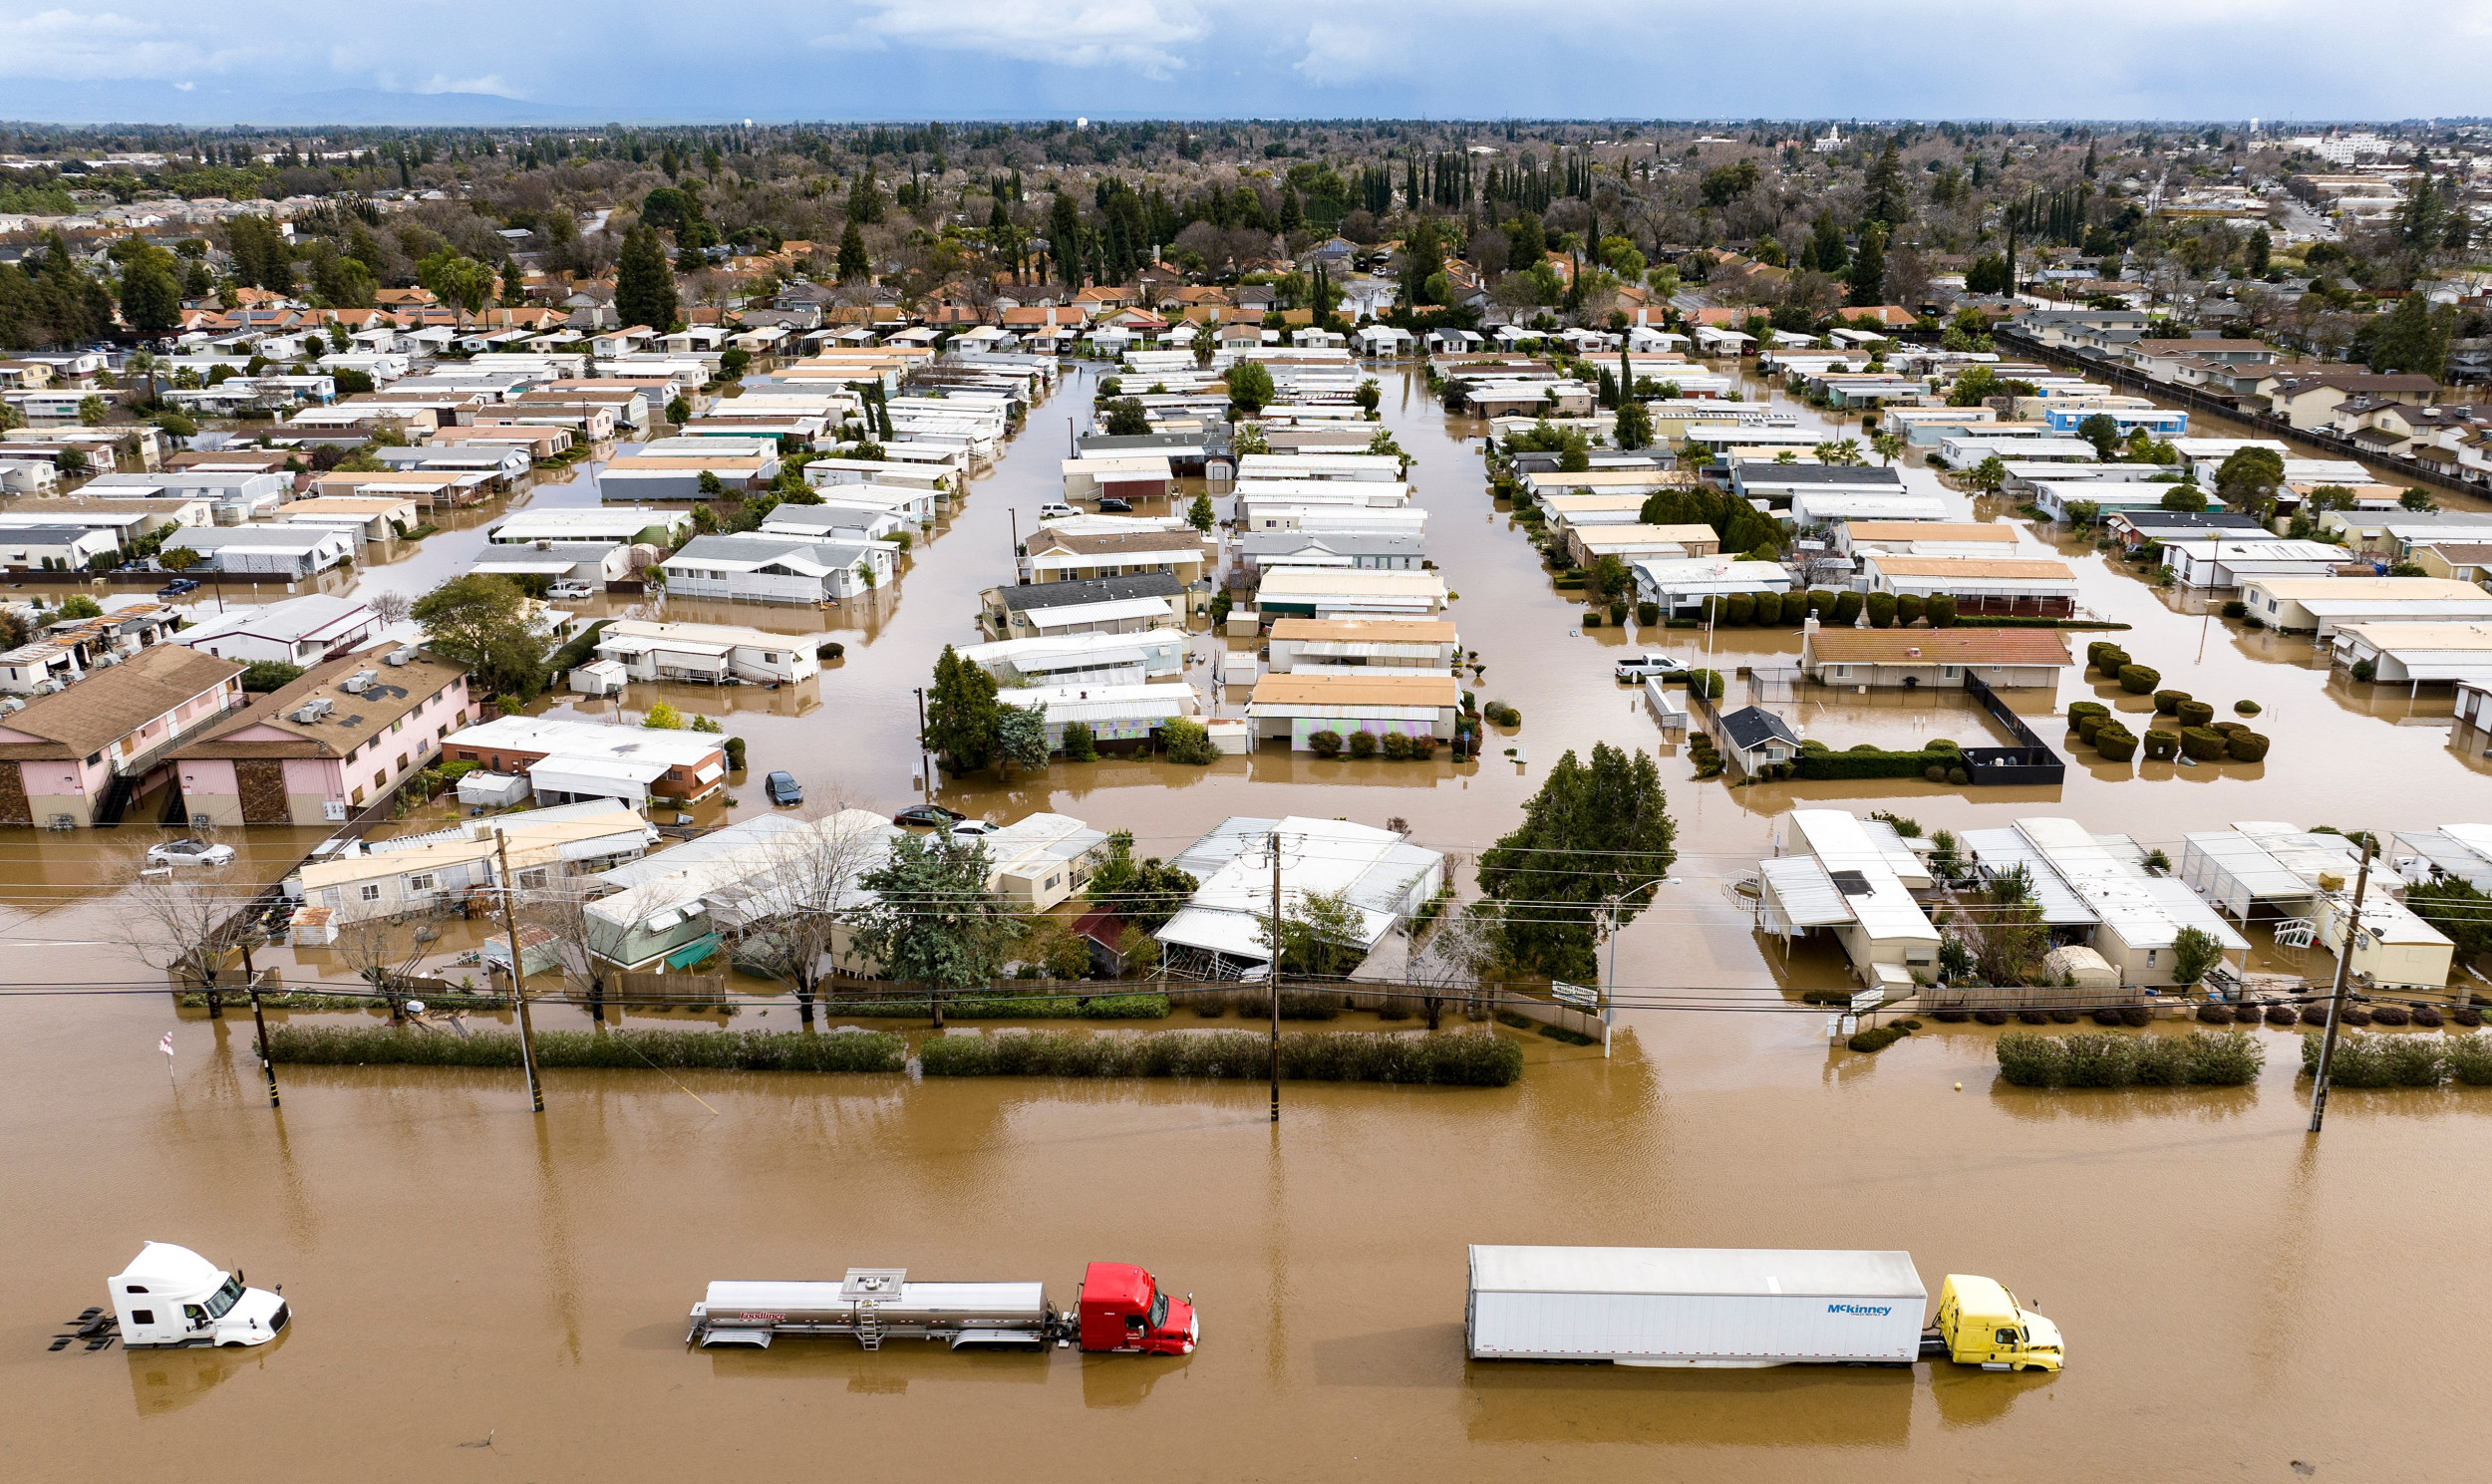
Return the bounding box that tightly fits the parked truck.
[687,1262,1197,1355]
[1465,1246,2061,1371]
[109,1242,290,1349]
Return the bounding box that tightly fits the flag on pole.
[160,1032,174,1059]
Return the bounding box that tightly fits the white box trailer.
[1466,1246,1926,1367]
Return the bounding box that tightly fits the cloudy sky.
[3,1,2486,126]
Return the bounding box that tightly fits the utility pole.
[2308,837,2374,1135]
[496,832,544,1113]
[241,936,277,1108]
[913,686,934,796]
[1269,829,1284,1125]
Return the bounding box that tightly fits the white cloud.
[413,74,524,98]
[0,7,259,81]
[839,0,1219,77]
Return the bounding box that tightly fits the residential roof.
[1028,529,1212,558]
[1843,521,2017,544]
[1719,705,1802,751]
[994,572,1184,612]
[169,650,465,761]
[1248,673,1461,708]
[1805,629,2072,666]
[1267,618,1460,644]
[1865,556,2078,581]
[0,645,240,758]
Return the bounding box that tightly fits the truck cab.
[1076,1262,1197,1355]
[111,1242,289,1349]
[1934,1274,2061,1371]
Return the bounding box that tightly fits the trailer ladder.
[855,1305,883,1351]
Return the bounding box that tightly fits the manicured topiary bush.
[1725,593,1756,625]
[2234,700,2261,717]
[1927,594,1959,627]
[2299,1005,2332,1026]
[2412,1004,2445,1028]
[2142,729,2180,760]
[1932,1009,1973,1023]
[2118,664,2161,694]
[2180,727,2230,760]
[1947,766,1970,785]
[2086,640,2122,670]
[2090,1008,2126,1027]
[2017,1010,2050,1026]
[2067,701,2109,731]
[2341,1005,2373,1027]
[2093,647,2131,680]
[1583,609,1604,627]
[1637,601,1661,626]
[2198,1003,2235,1025]
[2120,1006,2153,1028]
[1923,765,1947,782]
[1381,732,1413,760]
[1897,593,1927,626]
[2456,1006,2486,1029]
[1847,1024,1911,1052]
[2177,700,2216,729]
[2093,726,2139,761]
[2048,1009,2081,1025]
[2272,1006,2303,1026]
[2153,689,2190,716]
[1975,1009,2009,1026]
[1830,590,1864,625]
[2226,732,2271,762]
[1865,591,1898,629]
[2233,1004,2263,1025]
[2369,1004,2411,1026]
[1482,701,1521,726]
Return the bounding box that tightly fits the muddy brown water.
[9,361,2492,1480]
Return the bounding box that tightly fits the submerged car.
[1614,654,1689,681]
[147,838,236,868]
[765,771,802,805]
[892,803,965,829]
[1096,496,1134,512]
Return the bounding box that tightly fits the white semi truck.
[109,1242,290,1348]
[1465,1246,2061,1371]
[688,1262,1197,1355]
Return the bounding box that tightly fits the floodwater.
[10,356,2492,1480]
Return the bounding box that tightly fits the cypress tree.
[613,225,678,333]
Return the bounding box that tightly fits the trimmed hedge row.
[1995,1030,2265,1087]
[918,1029,1523,1085]
[267,1026,907,1072]
[1794,745,1967,781]
[2297,1031,2492,1088]
[814,993,1170,1021]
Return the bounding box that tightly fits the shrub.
[1932,1009,1973,1023]
[2120,1006,2152,1028]
[2132,1036,2192,1085]
[2089,1008,2125,1027]
[1062,721,1099,761]
[1308,729,1344,758]
[2076,713,2110,743]
[1721,593,1753,625]
[2379,1037,2443,1086]
[1347,731,1379,759]
[1778,590,1809,625]
[2063,1032,2136,1084]
[1609,599,1628,624]
[1974,1009,2009,1026]
[2176,700,2215,729]
[2141,729,2180,760]
[2067,702,2110,732]
[2270,1006,2302,1026]
[2226,732,2270,762]
[2350,659,2375,682]
[1995,1033,2067,1085]
[1927,593,1958,627]
[268,1026,906,1072]
[918,1029,1522,1086]
[1946,766,1970,785]
[2197,1004,2234,1025]
[2117,664,2161,694]
[1161,718,1217,765]
[1582,609,1604,628]
[1847,1025,1910,1052]
[1483,700,1522,726]
[1924,765,1947,782]
[1686,671,1724,701]
[2179,727,2230,760]
[2456,1007,2487,1029]
[2221,600,2248,619]
[1830,590,1864,625]
[2411,1004,2445,1028]
[2000,1030,2265,1089]
[1865,591,1898,629]
[1381,732,1413,760]
[2233,1004,2263,1025]
[1410,735,1439,760]
[2449,1034,2492,1084]
[2368,1004,2411,1027]
[2153,689,2190,716]
[2234,700,2261,717]
[2342,1005,2373,1027]
[2299,1005,2333,1027]
[2017,1010,2049,1026]
[2092,647,2131,680]
[1637,601,1661,626]
[1897,593,1926,627]
[2048,1009,2080,1024]
[2093,727,2138,762]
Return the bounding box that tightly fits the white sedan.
[147,838,236,868]
[950,819,999,840]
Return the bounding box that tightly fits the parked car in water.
[1614,654,1689,681]
[546,581,595,601]
[1039,502,1078,521]
[147,838,235,868]
[950,818,999,839]
[892,803,965,829]
[765,771,802,806]
[1096,496,1134,512]
[156,577,199,598]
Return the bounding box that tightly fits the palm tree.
[1872,432,1905,466]
[127,349,160,407]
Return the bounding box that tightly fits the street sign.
[1824,1015,1843,1040]
[1553,981,1598,1009]
[1851,987,1885,1014]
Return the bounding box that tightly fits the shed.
[457,770,532,807]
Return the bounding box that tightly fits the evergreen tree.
[1847,226,1886,307]
[851,834,1021,1014]
[1475,742,1677,984]
[924,644,1001,774]
[2368,290,2452,381]
[836,221,870,283]
[614,225,678,333]
[1865,136,1907,227]
[116,247,182,338]
[1808,214,1848,277]
[1048,191,1084,286]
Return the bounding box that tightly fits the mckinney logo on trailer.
[1827,1304,1893,1316]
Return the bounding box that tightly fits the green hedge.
[2142,728,2180,761]
[2117,664,2161,694]
[2299,1031,2492,1087]
[1794,745,1964,781]
[2093,726,2138,762]
[2180,726,2230,760]
[2227,732,2271,762]
[2176,700,2215,729]
[2153,689,2190,716]
[267,1026,906,1071]
[810,993,1169,1021]
[1996,1030,2264,1087]
[918,1029,1523,1085]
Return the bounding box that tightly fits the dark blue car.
[766,771,802,805]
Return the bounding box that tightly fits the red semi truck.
[687,1262,1196,1355]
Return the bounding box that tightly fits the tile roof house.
[0,644,245,826]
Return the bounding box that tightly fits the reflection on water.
[1464,1360,1916,1447]
[126,1340,281,1416]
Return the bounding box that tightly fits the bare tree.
[126,855,252,1018]
[366,589,414,626]
[527,864,630,1020]
[336,916,441,1020]
[1407,895,1504,1027]
[710,804,889,1027]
